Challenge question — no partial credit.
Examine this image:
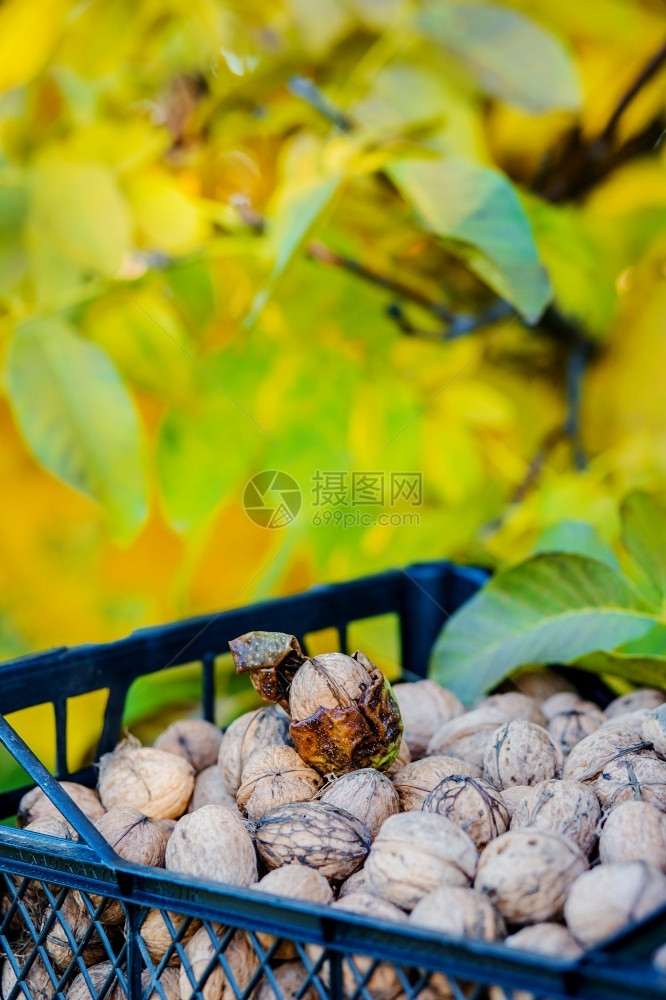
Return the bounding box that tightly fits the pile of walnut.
[7,649,666,1000]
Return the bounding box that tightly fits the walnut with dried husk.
[392,681,464,759]
[155,719,223,774]
[188,765,240,814]
[1,953,53,1000]
[320,769,399,839]
[218,706,292,797]
[410,884,505,940]
[255,802,370,881]
[252,962,317,1000]
[563,724,655,783]
[43,894,108,970]
[499,786,531,819]
[565,862,666,946]
[476,693,546,727]
[66,961,127,1000]
[594,754,666,810]
[423,776,509,850]
[180,924,259,1000]
[484,722,563,790]
[140,909,200,966]
[511,780,601,855]
[98,736,194,820]
[606,689,666,719]
[166,804,257,886]
[251,864,332,959]
[18,781,104,835]
[307,893,406,1000]
[426,708,510,769]
[643,705,666,755]
[599,800,666,868]
[392,756,480,812]
[475,830,587,925]
[237,745,322,821]
[365,812,477,911]
[288,651,403,775]
[230,630,306,711]
[548,705,604,756]
[385,738,411,776]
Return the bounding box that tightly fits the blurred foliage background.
[1,0,666,776]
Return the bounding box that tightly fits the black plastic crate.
[0,560,664,1000]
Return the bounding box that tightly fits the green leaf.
[621,491,666,603]
[430,553,660,703]
[533,520,620,570]
[575,649,666,689]
[7,318,147,539]
[389,156,551,322]
[417,1,581,113]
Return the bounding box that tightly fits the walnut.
[98,736,194,820]
[499,786,531,819]
[511,671,575,703]
[338,867,371,898]
[17,781,104,835]
[392,756,480,812]
[218,705,292,796]
[188,765,240,814]
[423,776,509,850]
[601,709,652,737]
[511,780,601,855]
[548,706,604,756]
[643,705,666,755]
[44,894,107,970]
[409,885,505,940]
[365,812,477,911]
[563,724,655,783]
[320,769,399,839]
[66,961,127,1000]
[605,689,666,719]
[541,693,597,720]
[483,722,563,790]
[255,802,370,881]
[180,925,259,1000]
[426,708,510,768]
[476,693,546,727]
[155,719,223,774]
[251,863,333,959]
[166,804,257,886]
[392,681,464,759]
[594,754,666,810]
[252,962,317,1000]
[565,862,666,946]
[140,908,200,966]
[504,923,583,958]
[599,800,666,869]
[236,745,322,821]
[1,954,52,1000]
[475,830,587,925]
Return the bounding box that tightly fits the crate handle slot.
[0,713,119,868]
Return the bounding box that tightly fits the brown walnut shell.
[18,781,104,835]
[251,864,333,959]
[98,736,194,820]
[643,705,666,756]
[599,800,666,869]
[252,962,318,1000]
[542,692,594,719]
[188,765,240,814]
[563,724,655,783]
[426,708,511,768]
[230,631,305,711]
[499,785,531,819]
[483,721,563,790]
[320,769,399,839]
[511,779,601,855]
[255,801,370,881]
[548,707,604,755]
[476,693,546,727]
[503,923,583,958]
[140,908,200,966]
[392,756,480,812]
[565,862,666,946]
[392,681,464,759]
[43,894,108,970]
[66,961,127,1000]
[409,884,505,940]
[180,925,259,1000]
[155,719,223,774]
[605,689,666,719]
[166,804,257,886]
[237,745,322,821]
[423,776,509,850]
[218,706,292,797]
[594,753,666,810]
[1,955,53,1000]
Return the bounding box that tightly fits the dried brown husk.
[1,953,54,1000]
[392,681,464,760]
[218,706,292,797]
[43,894,108,970]
[255,802,370,882]
[237,745,322,821]
[423,776,509,850]
[166,805,257,886]
[476,693,546,727]
[17,782,104,835]
[410,884,505,940]
[230,631,305,711]
[563,724,655,783]
[365,812,477,911]
[605,689,666,719]
[155,720,223,774]
[565,862,666,946]
[511,780,601,855]
[140,909,200,966]
[426,708,511,769]
[252,962,317,1000]
[643,705,666,756]
[600,800,666,869]
[483,722,563,790]
[250,863,333,959]
[289,654,403,775]
[66,960,127,1000]
[180,925,259,1000]
[392,756,480,812]
[594,753,666,810]
[98,737,194,820]
[188,766,240,814]
[320,769,399,840]
[385,738,411,777]
[548,707,604,756]
[307,893,406,1000]
[475,830,587,925]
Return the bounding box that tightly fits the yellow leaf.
[0,0,67,95]
[126,168,210,255]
